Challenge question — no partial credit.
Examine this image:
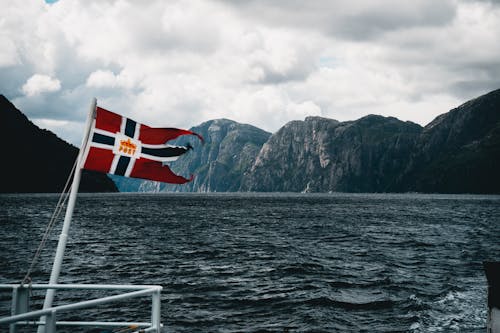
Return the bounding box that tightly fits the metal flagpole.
[37,98,97,333]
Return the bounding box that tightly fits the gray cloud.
[249,52,316,84]
[334,2,456,40]
[450,79,500,98]
[13,87,90,122]
[0,66,33,99]
[463,0,500,4]
[219,0,456,40]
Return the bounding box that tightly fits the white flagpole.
[37,98,97,332]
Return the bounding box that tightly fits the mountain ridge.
[241,113,424,192]
[3,88,499,194]
[117,88,500,194]
[396,88,500,193]
[0,95,117,193]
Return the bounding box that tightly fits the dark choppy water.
[0,193,499,332]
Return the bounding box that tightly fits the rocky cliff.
[243,89,500,193]
[165,119,271,192]
[0,95,117,193]
[240,115,422,192]
[396,88,500,193]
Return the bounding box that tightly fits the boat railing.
[0,283,162,333]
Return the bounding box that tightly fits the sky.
[1,0,500,145]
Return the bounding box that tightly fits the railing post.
[10,286,30,333]
[9,287,18,333]
[44,311,56,333]
[485,262,500,333]
[151,289,161,333]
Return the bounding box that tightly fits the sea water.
[0,193,499,332]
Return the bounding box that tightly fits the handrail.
[0,288,154,324]
[0,283,162,333]
[0,283,162,291]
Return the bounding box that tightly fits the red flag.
[82,107,202,184]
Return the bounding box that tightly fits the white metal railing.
[0,283,162,333]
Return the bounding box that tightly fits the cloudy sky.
[1,0,500,145]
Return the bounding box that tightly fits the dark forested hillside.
[0,95,117,193]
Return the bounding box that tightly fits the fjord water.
[0,193,499,332]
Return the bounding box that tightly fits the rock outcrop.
[241,115,422,192]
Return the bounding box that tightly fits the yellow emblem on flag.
[113,133,141,158]
[119,138,137,156]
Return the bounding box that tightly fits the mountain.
[122,88,499,194]
[240,115,422,192]
[396,88,500,193]
[112,118,271,192]
[164,119,271,192]
[243,89,500,193]
[0,95,117,193]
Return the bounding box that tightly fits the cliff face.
[240,117,340,192]
[164,119,271,192]
[241,116,422,192]
[0,95,117,193]
[397,88,500,193]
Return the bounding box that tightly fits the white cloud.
[22,74,61,96]
[86,70,116,88]
[86,70,119,88]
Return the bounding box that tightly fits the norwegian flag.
[82,107,203,184]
